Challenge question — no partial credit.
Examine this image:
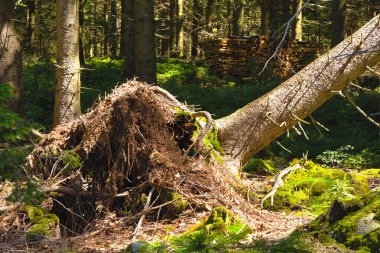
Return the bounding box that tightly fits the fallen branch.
[191,111,213,150]
[130,187,155,241]
[261,164,301,208]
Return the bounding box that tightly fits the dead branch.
[191,111,213,150]
[130,187,155,241]
[342,90,380,128]
[261,164,301,208]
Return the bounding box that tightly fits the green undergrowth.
[123,206,253,253]
[262,161,374,216]
[242,159,276,175]
[23,204,59,241]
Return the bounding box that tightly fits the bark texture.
[232,0,244,36]
[0,0,23,114]
[331,0,347,47]
[293,0,302,41]
[54,0,81,126]
[122,0,135,79]
[134,0,156,83]
[216,15,380,168]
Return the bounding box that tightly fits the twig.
[342,90,380,128]
[366,65,380,77]
[191,111,213,150]
[261,164,301,208]
[276,141,292,154]
[130,187,155,241]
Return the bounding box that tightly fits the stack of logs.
[203,36,320,79]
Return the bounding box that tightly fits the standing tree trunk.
[110,0,117,58]
[216,15,380,171]
[120,0,127,58]
[93,0,98,57]
[123,0,135,79]
[134,0,156,83]
[102,3,108,55]
[331,0,347,47]
[177,0,184,58]
[205,0,214,32]
[260,0,269,36]
[232,0,244,36]
[54,0,81,126]
[292,0,303,41]
[191,0,201,57]
[26,0,36,54]
[0,0,24,115]
[79,0,85,66]
[169,0,177,56]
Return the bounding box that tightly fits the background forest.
[0,0,380,252]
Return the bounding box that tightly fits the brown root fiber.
[26,81,236,232]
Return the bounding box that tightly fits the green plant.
[0,85,31,142]
[316,145,354,167]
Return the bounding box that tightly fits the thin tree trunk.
[102,3,108,55]
[0,0,24,115]
[110,0,117,58]
[169,0,177,56]
[216,15,380,170]
[123,0,135,79]
[79,0,85,66]
[205,0,214,32]
[134,0,156,83]
[232,0,244,36]
[177,0,184,58]
[93,0,98,56]
[54,0,81,126]
[191,0,201,57]
[292,0,303,41]
[120,0,127,58]
[26,0,36,54]
[260,0,269,36]
[331,0,347,47]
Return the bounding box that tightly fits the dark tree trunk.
[331,0,347,47]
[191,0,202,57]
[93,0,98,56]
[120,0,127,58]
[205,0,214,32]
[232,0,244,36]
[177,0,184,57]
[0,0,24,115]
[260,0,269,36]
[123,0,135,79]
[134,0,156,83]
[110,0,117,58]
[102,3,108,55]
[169,0,177,56]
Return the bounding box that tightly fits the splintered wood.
[203,37,320,79]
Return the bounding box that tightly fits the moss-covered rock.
[308,192,380,252]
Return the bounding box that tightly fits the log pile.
[203,36,320,79]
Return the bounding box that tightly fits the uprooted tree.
[19,15,380,234]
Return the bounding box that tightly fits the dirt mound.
[25,81,238,235]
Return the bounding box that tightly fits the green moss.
[242,159,276,175]
[265,161,373,215]
[308,192,380,252]
[23,205,59,241]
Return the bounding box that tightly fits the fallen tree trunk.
[216,15,380,169]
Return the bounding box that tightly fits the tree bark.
[232,0,244,36]
[110,0,117,58]
[120,0,127,58]
[54,0,81,126]
[93,0,98,57]
[331,0,347,47]
[292,0,303,41]
[169,0,177,56]
[102,3,108,55]
[177,0,184,58]
[205,0,214,32]
[260,0,269,36]
[191,0,201,57]
[26,0,36,54]
[134,0,156,83]
[0,0,24,115]
[79,0,85,66]
[122,0,135,79]
[216,15,380,170]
